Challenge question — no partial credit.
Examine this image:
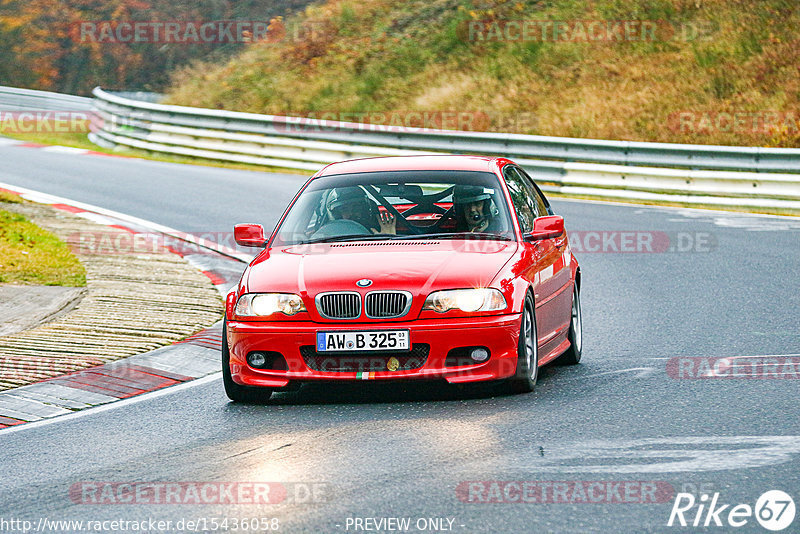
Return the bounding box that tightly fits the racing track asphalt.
[1,143,799,533]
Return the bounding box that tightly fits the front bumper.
[227,314,522,387]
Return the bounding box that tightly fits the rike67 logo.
[668,490,795,530]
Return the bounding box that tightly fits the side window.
[517,167,552,216]
[502,166,537,233]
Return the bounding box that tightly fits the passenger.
[452,185,502,233]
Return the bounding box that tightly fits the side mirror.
[524,216,564,242]
[234,223,267,247]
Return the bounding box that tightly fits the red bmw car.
[223,155,582,402]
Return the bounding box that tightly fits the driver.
[452,185,501,233]
[328,187,396,235]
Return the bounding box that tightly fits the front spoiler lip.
[227,313,519,332]
[227,314,521,387]
[230,367,503,388]
[233,363,497,382]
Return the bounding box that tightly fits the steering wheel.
[310,219,371,240]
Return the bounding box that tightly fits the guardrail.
[2,83,794,210]
[1,84,792,212]
[90,87,800,211]
[0,85,92,112]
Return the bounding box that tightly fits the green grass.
[0,200,86,286]
[0,190,22,204]
[0,131,97,151]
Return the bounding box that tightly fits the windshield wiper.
[390,232,514,241]
[299,232,513,245]
[302,234,395,244]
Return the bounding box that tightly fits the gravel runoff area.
[0,200,224,390]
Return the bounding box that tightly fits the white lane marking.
[647,353,800,360]
[581,367,657,379]
[725,353,800,360]
[40,145,89,155]
[0,373,221,436]
[0,137,22,146]
[666,209,800,232]
[508,436,800,473]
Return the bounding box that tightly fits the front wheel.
[557,283,582,365]
[508,294,538,393]
[222,322,273,403]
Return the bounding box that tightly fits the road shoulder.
[0,191,240,427]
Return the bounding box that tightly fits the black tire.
[509,293,538,393]
[222,322,273,403]
[556,283,583,365]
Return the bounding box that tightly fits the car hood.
[244,240,517,297]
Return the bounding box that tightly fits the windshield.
[272,170,516,246]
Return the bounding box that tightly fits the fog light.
[470,348,489,362]
[247,352,267,368]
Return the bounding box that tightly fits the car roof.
[315,155,506,177]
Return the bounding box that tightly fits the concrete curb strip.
[0,186,246,429]
[0,199,224,389]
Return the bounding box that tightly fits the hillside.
[164,0,800,147]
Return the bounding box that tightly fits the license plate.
[316,330,410,352]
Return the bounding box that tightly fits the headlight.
[235,293,306,317]
[423,288,507,313]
